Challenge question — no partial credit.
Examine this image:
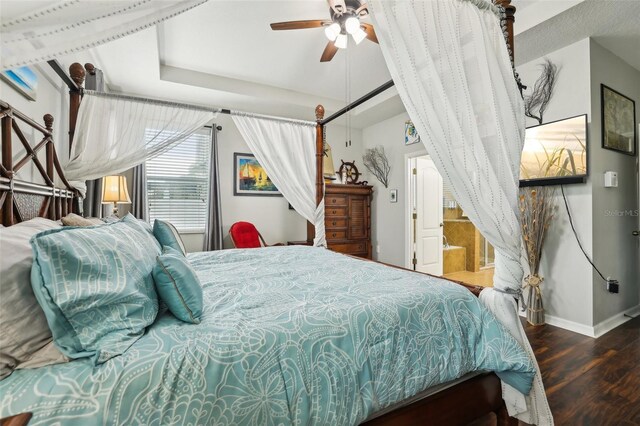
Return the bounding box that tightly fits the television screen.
[519,114,588,187]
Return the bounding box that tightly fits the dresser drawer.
[326,195,347,206]
[328,241,368,254]
[326,218,347,229]
[326,207,347,217]
[326,230,347,240]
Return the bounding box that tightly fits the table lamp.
[323,143,337,182]
[102,175,131,217]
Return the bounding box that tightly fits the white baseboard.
[519,305,640,338]
[545,314,597,337]
[592,305,640,338]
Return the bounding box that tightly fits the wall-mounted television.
[519,114,588,187]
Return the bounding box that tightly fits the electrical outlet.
[376,245,380,253]
[606,278,619,294]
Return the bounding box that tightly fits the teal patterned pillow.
[30,214,161,364]
[152,246,203,324]
[153,220,186,255]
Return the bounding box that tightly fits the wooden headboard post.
[306,104,326,244]
[68,63,86,154]
[44,114,57,219]
[1,109,13,225]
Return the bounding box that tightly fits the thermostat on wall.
[604,171,618,188]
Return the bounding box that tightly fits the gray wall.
[589,39,640,324]
[362,112,426,267]
[518,38,595,328]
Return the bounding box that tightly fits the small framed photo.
[390,189,398,203]
[601,84,636,156]
[233,153,281,196]
[1,66,38,101]
[404,121,421,146]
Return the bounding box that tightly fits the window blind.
[146,128,212,232]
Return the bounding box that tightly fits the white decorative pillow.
[61,213,104,227]
[0,218,69,380]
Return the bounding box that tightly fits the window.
[146,128,211,232]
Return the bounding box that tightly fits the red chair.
[229,221,284,248]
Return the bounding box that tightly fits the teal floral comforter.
[0,246,534,425]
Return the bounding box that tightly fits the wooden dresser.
[323,184,373,259]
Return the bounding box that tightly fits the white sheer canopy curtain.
[0,0,208,71]
[369,0,552,424]
[231,113,326,247]
[67,91,218,195]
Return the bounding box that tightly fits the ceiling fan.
[270,0,379,62]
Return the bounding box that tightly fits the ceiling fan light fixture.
[324,22,341,41]
[352,27,367,44]
[344,16,360,34]
[335,33,348,49]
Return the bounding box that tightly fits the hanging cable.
[560,185,607,282]
[344,39,352,148]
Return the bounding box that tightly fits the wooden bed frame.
[0,1,521,424]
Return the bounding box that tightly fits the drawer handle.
[332,199,336,203]
[332,221,337,226]
[332,210,337,214]
[332,233,337,237]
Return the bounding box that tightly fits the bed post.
[44,114,57,219]
[68,63,86,155]
[307,104,325,244]
[497,0,516,62]
[1,111,13,225]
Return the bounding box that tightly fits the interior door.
[415,156,443,275]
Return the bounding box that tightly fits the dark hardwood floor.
[471,315,640,426]
[525,315,640,425]
[468,317,640,426]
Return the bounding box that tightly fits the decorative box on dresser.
[324,183,373,259]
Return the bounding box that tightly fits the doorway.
[407,154,495,287]
[407,154,443,275]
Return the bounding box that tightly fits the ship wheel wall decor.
[338,160,361,184]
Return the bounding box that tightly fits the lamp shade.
[352,27,367,45]
[101,175,131,204]
[334,33,348,49]
[323,143,336,178]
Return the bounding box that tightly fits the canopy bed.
[0,0,553,424]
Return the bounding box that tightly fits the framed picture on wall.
[233,153,282,196]
[404,121,421,145]
[1,66,38,101]
[601,84,636,156]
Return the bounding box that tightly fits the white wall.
[518,38,595,328]
[182,115,363,252]
[0,64,68,182]
[362,112,426,267]
[589,39,640,324]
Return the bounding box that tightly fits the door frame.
[404,150,428,270]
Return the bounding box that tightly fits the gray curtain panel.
[83,178,104,218]
[131,163,148,221]
[204,126,223,251]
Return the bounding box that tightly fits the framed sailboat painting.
[233,153,281,196]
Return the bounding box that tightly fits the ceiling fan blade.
[320,41,338,62]
[270,20,328,30]
[362,23,379,44]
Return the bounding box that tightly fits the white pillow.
[61,213,104,227]
[0,218,68,380]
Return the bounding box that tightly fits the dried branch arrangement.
[524,59,559,125]
[362,146,391,188]
[519,186,556,326]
